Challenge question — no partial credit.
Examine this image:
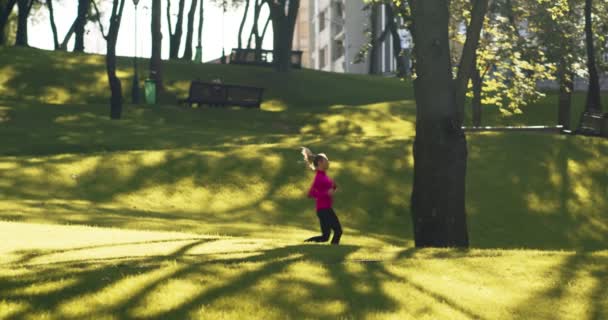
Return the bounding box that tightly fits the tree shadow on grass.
[0,241,502,320]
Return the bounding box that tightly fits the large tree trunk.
[46,0,59,49]
[0,0,18,45]
[386,3,408,78]
[150,0,163,93]
[74,0,90,52]
[410,0,486,248]
[583,0,602,112]
[558,61,573,130]
[15,0,32,47]
[237,0,250,48]
[182,0,198,60]
[269,0,299,72]
[106,0,126,119]
[167,0,186,60]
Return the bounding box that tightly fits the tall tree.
[454,0,488,124]
[409,0,487,248]
[104,0,126,119]
[385,2,408,77]
[247,0,270,62]
[150,0,163,94]
[0,0,18,45]
[195,0,203,61]
[582,0,602,113]
[46,0,59,49]
[368,2,380,74]
[182,0,198,60]
[15,0,33,46]
[236,0,249,48]
[74,0,90,52]
[268,0,299,72]
[167,0,186,59]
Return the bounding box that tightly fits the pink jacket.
[308,170,337,210]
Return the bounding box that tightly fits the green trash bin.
[144,79,156,105]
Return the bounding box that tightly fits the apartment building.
[297,0,411,75]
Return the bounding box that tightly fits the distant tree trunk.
[197,0,203,47]
[369,3,380,74]
[237,0,250,48]
[74,0,90,52]
[59,20,77,50]
[269,0,300,72]
[472,68,482,127]
[0,0,18,45]
[150,0,163,92]
[106,0,126,119]
[454,0,489,124]
[385,3,407,77]
[583,0,602,112]
[558,61,573,130]
[167,0,186,59]
[182,0,198,60]
[409,0,486,248]
[248,0,268,60]
[15,0,32,47]
[46,0,59,49]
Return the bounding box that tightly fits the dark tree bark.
[385,3,408,77]
[59,19,77,50]
[269,0,299,72]
[167,0,186,59]
[0,0,18,45]
[247,0,269,61]
[197,0,203,47]
[409,0,487,248]
[558,61,573,130]
[368,2,380,74]
[46,0,59,49]
[582,0,602,112]
[150,0,163,92]
[182,0,198,60]
[74,0,90,52]
[237,0,250,48]
[15,0,33,47]
[454,0,489,125]
[472,68,482,127]
[105,0,126,119]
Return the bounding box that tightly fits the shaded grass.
[0,222,606,320]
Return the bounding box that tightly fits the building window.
[319,10,326,32]
[334,1,344,19]
[333,40,344,61]
[319,47,327,69]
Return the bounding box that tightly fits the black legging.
[305,208,342,245]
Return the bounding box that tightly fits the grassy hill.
[0,47,607,319]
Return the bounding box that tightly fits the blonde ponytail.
[301,147,316,170]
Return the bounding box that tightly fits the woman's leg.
[305,209,332,242]
[328,208,342,245]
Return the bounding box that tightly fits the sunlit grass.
[0,47,607,319]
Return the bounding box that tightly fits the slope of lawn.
[0,47,607,319]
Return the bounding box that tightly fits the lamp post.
[131,0,140,104]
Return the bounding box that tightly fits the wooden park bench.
[576,110,607,137]
[229,48,303,69]
[178,81,264,109]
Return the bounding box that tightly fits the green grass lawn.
[0,47,607,319]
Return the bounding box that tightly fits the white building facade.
[298,0,411,75]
